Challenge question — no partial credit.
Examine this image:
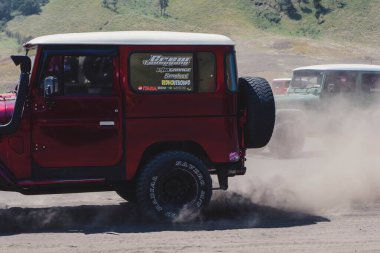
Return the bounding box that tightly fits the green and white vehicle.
[270,64,380,157]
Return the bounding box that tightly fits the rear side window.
[324,71,357,93]
[130,53,194,92]
[225,51,238,92]
[362,73,380,93]
[198,52,216,92]
[130,52,217,93]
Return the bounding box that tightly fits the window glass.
[225,52,238,92]
[324,71,357,93]
[287,71,323,95]
[40,55,114,96]
[292,71,323,88]
[362,73,380,93]
[130,53,193,92]
[198,52,216,92]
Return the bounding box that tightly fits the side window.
[325,71,357,93]
[130,53,194,92]
[198,52,216,93]
[40,55,114,96]
[362,73,380,93]
[225,51,238,92]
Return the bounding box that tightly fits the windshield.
[289,70,323,95]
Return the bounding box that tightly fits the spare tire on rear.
[238,77,275,148]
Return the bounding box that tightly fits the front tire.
[136,151,212,222]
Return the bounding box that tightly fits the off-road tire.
[136,151,212,222]
[238,77,276,148]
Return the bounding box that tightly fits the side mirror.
[44,76,58,97]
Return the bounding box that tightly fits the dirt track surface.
[1,138,380,252]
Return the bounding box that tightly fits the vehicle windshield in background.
[289,70,323,95]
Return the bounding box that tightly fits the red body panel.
[120,45,238,179]
[31,96,123,167]
[0,93,16,124]
[125,116,239,179]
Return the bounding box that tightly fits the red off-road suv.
[0,31,275,221]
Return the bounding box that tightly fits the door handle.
[99,121,115,127]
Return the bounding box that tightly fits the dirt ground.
[1,138,380,253]
[1,36,380,252]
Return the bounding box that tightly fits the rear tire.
[136,151,212,222]
[238,77,276,148]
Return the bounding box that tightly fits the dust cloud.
[230,99,380,214]
[2,101,380,231]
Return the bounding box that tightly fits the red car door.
[31,48,123,174]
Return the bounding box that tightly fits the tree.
[101,0,118,12]
[313,0,328,23]
[38,0,49,5]
[276,0,293,12]
[101,0,108,8]
[0,1,11,21]
[159,0,169,16]
[276,0,301,20]
[295,0,309,8]
[18,0,42,16]
[110,0,118,11]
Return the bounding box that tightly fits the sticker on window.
[130,53,194,92]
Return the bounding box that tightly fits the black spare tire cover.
[238,77,275,148]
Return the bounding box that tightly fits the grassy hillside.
[320,0,380,45]
[0,0,379,91]
[2,0,380,46]
[4,0,258,39]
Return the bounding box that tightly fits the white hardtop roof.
[24,31,235,48]
[294,64,380,72]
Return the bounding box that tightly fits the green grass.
[1,0,380,51]
[0,34,22,91]
[319,0,380,45]
[4,0,260,38]
[0,33,21,56]
[0,0,379,91]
